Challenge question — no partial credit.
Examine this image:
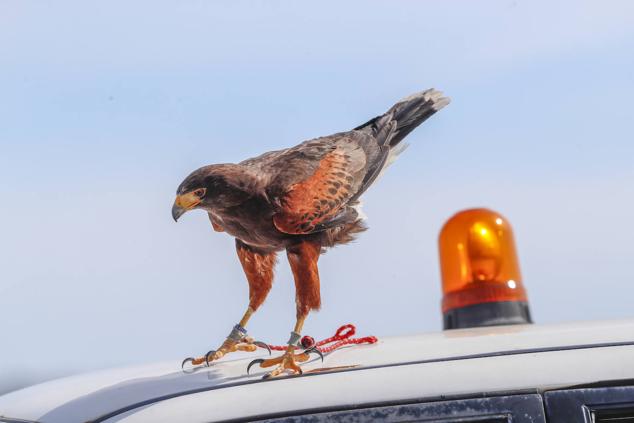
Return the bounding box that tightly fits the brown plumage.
[173,88,450,376]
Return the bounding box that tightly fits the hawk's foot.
[181,325,271,369]
[247,346,323,378]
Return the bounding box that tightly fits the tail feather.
[349,88,449,202]
[355,88,450,147]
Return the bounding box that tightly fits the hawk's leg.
[248,240,322,378]
[182,240,277,368]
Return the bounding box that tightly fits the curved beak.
[172,192,201,222]
[172,202,186,222]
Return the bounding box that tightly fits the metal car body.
[1,319,634,422]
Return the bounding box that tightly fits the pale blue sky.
[1,0,634,393]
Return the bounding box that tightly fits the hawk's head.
[172,164,251,221]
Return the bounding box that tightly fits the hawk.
[172,89,450,377]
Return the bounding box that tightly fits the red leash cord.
[265,324,378,353]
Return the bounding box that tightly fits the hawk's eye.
[193,188,206,198]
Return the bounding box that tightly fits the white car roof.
[1,319,634,422]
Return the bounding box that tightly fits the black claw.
[253,341,272,355]
[247,358,265,375]
[205,350,217,367]
[304,346,324,362]
[181,357,195,370]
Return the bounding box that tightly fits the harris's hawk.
[172,89,450,377]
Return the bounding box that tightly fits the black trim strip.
[94,340,634,422]
[241,394,546,423]
[0,417,39,423]
[221,391,542,423]
[560,378,634,391]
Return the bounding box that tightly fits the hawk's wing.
[264,134,371,235]
[239,89,449,235]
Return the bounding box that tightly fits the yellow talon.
[183,336,268,369]
[248,349,310,378]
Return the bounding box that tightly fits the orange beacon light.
[439,208,532,329]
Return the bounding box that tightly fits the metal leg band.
[287,331,302,347]
[228,324,247,342]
